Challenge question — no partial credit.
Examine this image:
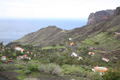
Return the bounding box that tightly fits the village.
[0,36,119,80]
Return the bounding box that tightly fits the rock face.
[87,10,114,25]
[114,7,120,16]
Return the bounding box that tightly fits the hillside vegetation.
[1,6,120,80]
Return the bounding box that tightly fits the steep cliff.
[87,10,114,25]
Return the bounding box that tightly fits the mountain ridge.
[7,6,120,47]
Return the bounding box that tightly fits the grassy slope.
[81,31,120,51]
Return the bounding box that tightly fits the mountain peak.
[47,25,57,28]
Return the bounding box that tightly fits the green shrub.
[87,72,103,80]
[25,70,31,74]
[38,63,61,75]
[0,64,6,71]
[94,42,99,45]
[27,64,38,72]
[15,64,25,70]
[62,65,87,77]
[102,29,107,32]
[39,59,50,64]
[5,64,17,70]
[24,78,38,80]
[0,62,3,65]
[0,64,17,71]
[108,32,112,35]
[102,70,120,80]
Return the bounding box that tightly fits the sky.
[0,0,120,19]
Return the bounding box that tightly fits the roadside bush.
[27,64,38,72]
[38,63,61,75]
[62,65,87,77]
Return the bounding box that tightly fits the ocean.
[0,19,87,45]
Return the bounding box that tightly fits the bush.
[24,78,38,80]
[62,65,87,77]
[15,64,25,70]
[95,42,99,45]
[0,64,17,71]
[0,64,6,71]
[5,64,18,70]
[25,70,31,74]
[27,64,38,72]
[38,63,61,75]
[102,70,120,80]
[87,72,103,80]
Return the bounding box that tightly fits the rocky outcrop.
[87,10,114,25]
[114,7,120,16]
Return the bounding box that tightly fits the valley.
[0,7,120,80]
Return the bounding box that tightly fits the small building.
[25,57,31,60]
[68,38,72,41]
[70,42,74,46]
[17,56,23,61]
[17,55,31,61]
[15,46,24,53]
[102,58,109,62]
[78,56,83,60]
[71,52,78,57]
[23,54,27,57]
[34,54,36,57]
[2,56,6,60]
[92,66,108,75]
[30,52,33,55]
[88,52,95,56]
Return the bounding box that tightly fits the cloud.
[0,0,119,19]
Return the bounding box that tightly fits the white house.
[102,58,109,62]
[1,56,6,60]
[88,52,95,56]
[68,38,72,41]
[15,46,24,53]
[71,52,78,57]
[78,56,83,60]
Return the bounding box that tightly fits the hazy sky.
[0,0,120,19]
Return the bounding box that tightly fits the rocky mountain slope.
[8,7,120,47]
[87,10,114,25]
